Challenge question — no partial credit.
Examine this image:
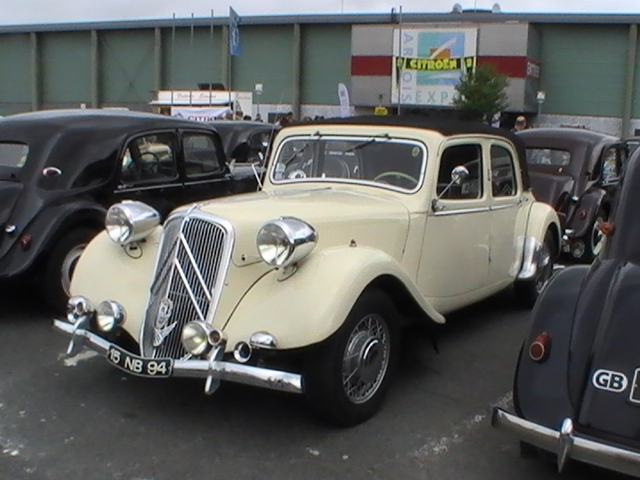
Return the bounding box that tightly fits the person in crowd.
[512,115,527,132]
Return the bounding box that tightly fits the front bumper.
[53,319,303,395]
[491,407,640,477]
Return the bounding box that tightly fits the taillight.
[529,332,551,362]
[18,234,32,250]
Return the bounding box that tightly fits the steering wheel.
[287,169,307,179]
[139,151,160,173]
[374,171,418,188]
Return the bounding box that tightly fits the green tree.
[452,63,509,123]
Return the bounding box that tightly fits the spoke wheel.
[303,289,399,426]
[342,314,391,404]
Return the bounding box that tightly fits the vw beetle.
[492,145,640,475]
[54,116,560,426]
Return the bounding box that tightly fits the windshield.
[271,136,426,192]
[525,148,571,167]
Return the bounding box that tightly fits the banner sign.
[229,7,241,56]
[337,83,351,117]
[171,106,230,122]
[394,56,475,72]
[392,28,478,107]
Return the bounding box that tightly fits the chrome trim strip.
[490,203,518,211]
[54,319,303,395]
[174,260,207,322]
[432,206,491,216]
[178,232,213,302]
[491,407,640,477]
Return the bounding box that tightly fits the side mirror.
[451,165,470,185]
[432,165,471,212]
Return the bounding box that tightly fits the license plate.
[106,345,173,378]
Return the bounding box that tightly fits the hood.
[565,260,640,441]
[528,171,575,210]
[181,186,411,266]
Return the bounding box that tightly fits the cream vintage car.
[54,116,561,426]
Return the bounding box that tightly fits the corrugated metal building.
[0,11,638,136]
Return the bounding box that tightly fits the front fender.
[526,201,562,255]
[568,188,607,238]
[0,200,105,278]
[223,246,444,350]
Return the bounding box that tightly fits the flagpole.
[190,12,194,106]
[171,13,176,110]
[397,5,402,116]
[210,9,214,106]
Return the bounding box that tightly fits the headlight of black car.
[256,217,317,268]
[105,200,160,246]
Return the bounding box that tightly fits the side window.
[490,145,517,197]
[437,144,483,199]
[600,146,622,184]
[120,132,177,184]
[183,133,223,177]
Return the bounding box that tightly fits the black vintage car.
[491,146,640,476]
[0,109,258,311]
[209,120,277,183]
[519,128,627,262]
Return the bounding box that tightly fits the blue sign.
[229,7,240,56]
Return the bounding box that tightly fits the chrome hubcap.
[342,314,390,404]
[535,243,552,294]
[591,217,606,256]
[61,244,86,296]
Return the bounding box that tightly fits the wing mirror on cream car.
[431,165,470,212]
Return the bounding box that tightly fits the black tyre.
[514,229,555,309]
[582,209,607,262]
[303,289,399,427]
[41,228,97,313]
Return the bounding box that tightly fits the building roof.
[1,11,640,33]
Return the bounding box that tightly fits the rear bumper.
[53,318,303,395]
[491,407,640,477]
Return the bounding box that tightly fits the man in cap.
[512,115,527,132]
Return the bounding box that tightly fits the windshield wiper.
[344,134,391,153]
[281,131,323,166]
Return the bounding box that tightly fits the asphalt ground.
[0,284,633,480]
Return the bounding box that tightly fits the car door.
[180,130,234,204]
[418,140,491,311]
[114,131,183,218]
[487,141,529,286]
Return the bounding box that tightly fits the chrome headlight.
[66,296,95,325]
[96,300,126,332]
[105,200,160,246]
[256,217,317,268]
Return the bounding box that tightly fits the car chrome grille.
[141,212,233,359]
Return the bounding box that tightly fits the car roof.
[0,108,216,133]
[282,115,530,189]
[518,127,619,145]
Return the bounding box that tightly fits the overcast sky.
[1,0,638,26]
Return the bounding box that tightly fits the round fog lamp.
[571,240,586,259]
[181,321,213,356]
[66,296,95,325]
[96,301,126,332]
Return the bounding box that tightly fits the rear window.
[525,148,571,167]
[0,142,28,168]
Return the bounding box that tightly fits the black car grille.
[141,212,233,359]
